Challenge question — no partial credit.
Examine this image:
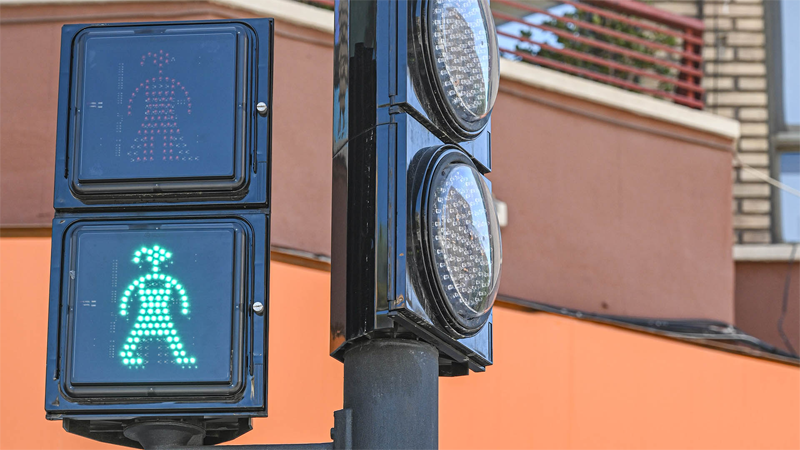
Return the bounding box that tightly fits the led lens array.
[429,0,498,124]
[430,164,500,323]
[119,245,196,369]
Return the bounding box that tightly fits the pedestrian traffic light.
[45,19,272,446]
[53,21,270,207]
[331,0,501,376]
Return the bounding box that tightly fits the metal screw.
[256,102,268,116]
[252,302,265,315]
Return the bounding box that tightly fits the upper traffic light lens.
[428,0,499,128]
[68,24,253,196]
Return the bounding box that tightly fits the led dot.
[168,323,174,328]
[183,358,189,363]
[173,351,179,356]
[166,252,172,258]
[180,351,186,356]
[179,290,186,295]
[137,358,143,364]
[154,245,160,251]
[182,302,189,308]
[182,309,188,315]
[141,247,147,252]
[127,352,132,357]
[127,338,133,343]
[177,343,183,349]
[120,351,126,357]
[181,296,188,301]
[133,257,140,263]
[171,330,177,335]
[167,336,174,342]
[134,337,140,342]
[157,330,164,335]
[190,357,196,363]
[123,358,129,364]
[120,310,127,316]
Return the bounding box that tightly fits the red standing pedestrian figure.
[127,49,196,164]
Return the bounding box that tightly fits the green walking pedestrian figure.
[118,245,197,369]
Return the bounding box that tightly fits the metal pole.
[342,339,439,450]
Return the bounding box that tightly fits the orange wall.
[2,237,798,449]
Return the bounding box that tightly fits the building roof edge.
[500,59,740,140]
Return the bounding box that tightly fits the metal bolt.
[256,102,268,116]
[252,302,264,315]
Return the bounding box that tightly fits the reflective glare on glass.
[430,0,499,123]
[431,164,499,320]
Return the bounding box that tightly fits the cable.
[777,243,798,356]
[733,153,800,199]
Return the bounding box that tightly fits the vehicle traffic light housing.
[331,0,500,376]
[45,19,273,446]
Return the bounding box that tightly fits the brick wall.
[654,0,773,244]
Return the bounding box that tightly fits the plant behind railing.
[493,0,704,108]
[516,9,678,93]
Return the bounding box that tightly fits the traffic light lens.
[428,160,501,331]
[68,24,253,196]
[429,0,499,125]
[63,219,248,396]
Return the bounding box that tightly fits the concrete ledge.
[500,59,740,140]
[1,0,740,140]
[734,244,800,262]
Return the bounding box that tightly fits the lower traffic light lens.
[430,163,497,319]
[412,147,501,337]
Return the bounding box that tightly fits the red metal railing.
[493,0,704,108]
[297,0,704,109]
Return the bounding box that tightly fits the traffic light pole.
[123,339,438,450]
[342,339,439,449]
